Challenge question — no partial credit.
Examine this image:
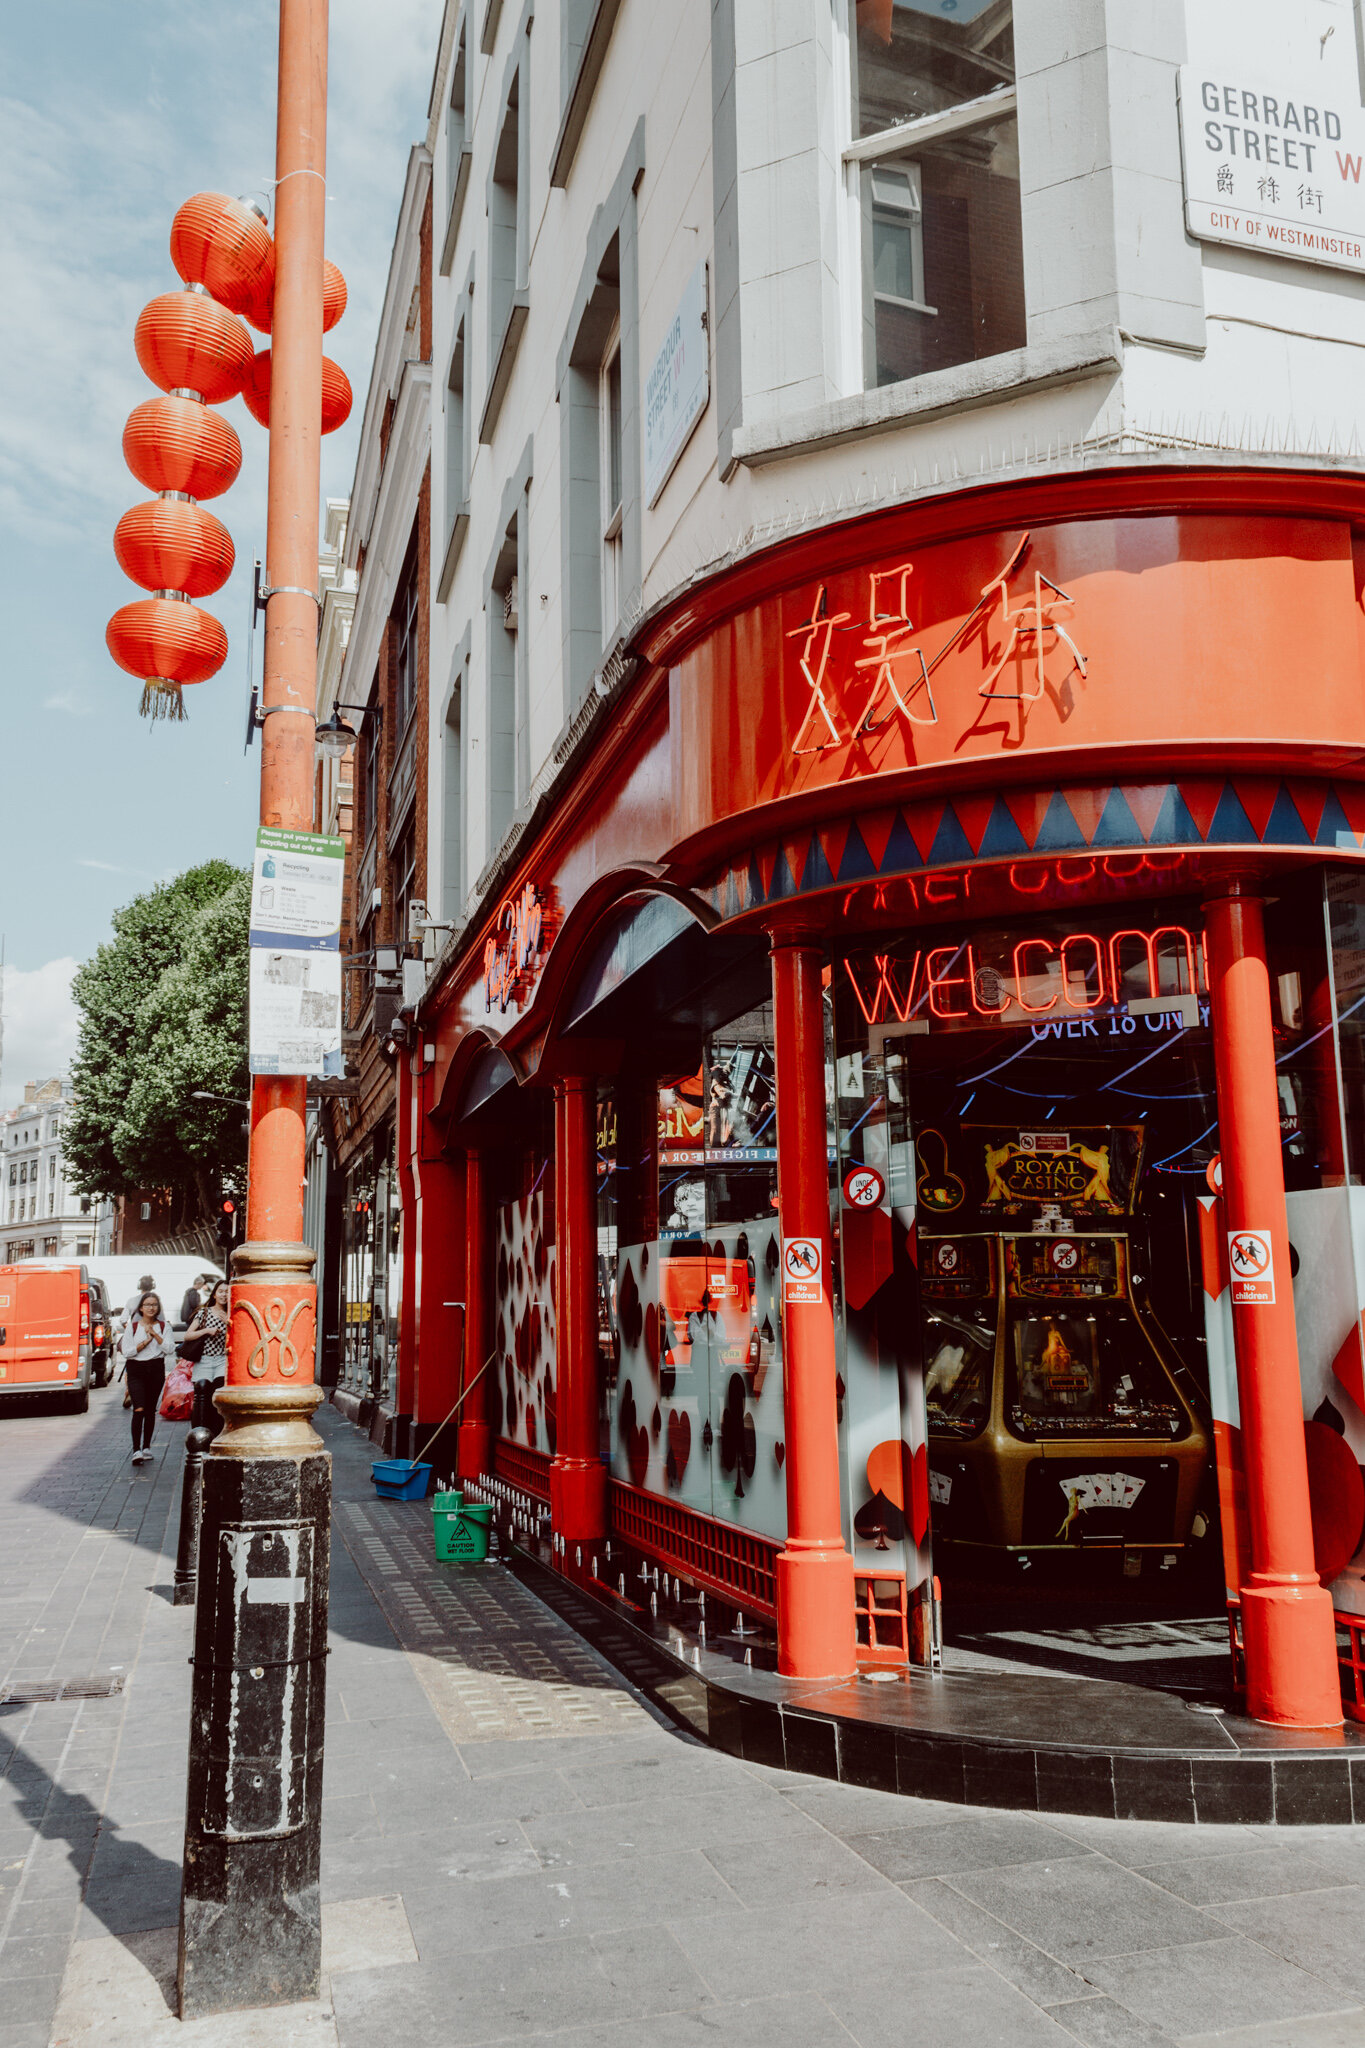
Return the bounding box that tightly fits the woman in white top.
[120,1291,176,1464]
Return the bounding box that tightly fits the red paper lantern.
[170,192,275,325]
[244,255,346,335]
[323,261,347,333]
[114,499,235,599]
[241,349,352,434]
[106,597,228,722]
[134,289,254,404]
[122,396,242,500]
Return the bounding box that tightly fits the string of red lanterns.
[106,192,351,721]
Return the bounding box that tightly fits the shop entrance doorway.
[832,889,1345,1688]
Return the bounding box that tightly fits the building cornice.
[341,359,433,704]
[345,145,433,569]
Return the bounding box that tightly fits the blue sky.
[0,0,440,1106]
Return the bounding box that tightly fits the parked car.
[87,1277,114,1387]
[0,1262,92,1412]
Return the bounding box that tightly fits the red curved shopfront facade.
[402,467,1365,1728]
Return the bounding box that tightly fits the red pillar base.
[776,1541,857,1681]
[456,1419,492,1481]
[1241,1576,1343,1727]
[550,1457,607,1544]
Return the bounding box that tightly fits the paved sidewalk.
[0,1387,1356,2045]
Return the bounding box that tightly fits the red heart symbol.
[628,1423,649,1487]
[666,1409,691,1487]
[774,1440,785,1469]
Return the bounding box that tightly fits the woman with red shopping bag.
[182,1278,229,1440]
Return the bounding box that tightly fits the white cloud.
[0,961,80,1114]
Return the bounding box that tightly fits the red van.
[0,1263,92,1412]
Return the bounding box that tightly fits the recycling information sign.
[248,827,345,1077]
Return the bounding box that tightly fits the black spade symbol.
[651,1403,662,1439]
[660,1360,676,1399]
[701,1418,714,1453]
[719,1372,756,1497]
[835,1372,846,1424]
[736,1230,749,1261]
[761,1316,774,1347]
[765,1233,780,1277]
[641,1243,649,1274]
[618,1260,643,1353]
[1315,1397,1346,1436]
[854,1489,906,1548]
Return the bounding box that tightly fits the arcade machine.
[921,1125,1210,1568]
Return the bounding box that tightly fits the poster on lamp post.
[248,826,346,1075]
[249,827,345,949]
[249,947,344,1077]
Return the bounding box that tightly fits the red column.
[458,1147,493,1478]
[770,934,856,1679]
[1205,887,1341,1727]
[395,1052,417,1424]
[412,1142,465,1467]
[550,1074,607,1543]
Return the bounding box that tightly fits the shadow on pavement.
[0,1710,182,2013]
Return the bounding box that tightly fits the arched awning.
[454,1042,518,1123]
[559,890,768,1042]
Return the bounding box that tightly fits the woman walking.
[120,1291,176,1464]
[184,1279,230,1440]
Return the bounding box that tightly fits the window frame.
[361,680,381,849]
[390,814,418,950]
[440,13,473,276]
[480,31,532,443]
[844,3,1021,395]
[599,319,623,644]
[869,162,935,318]
[393,546,420,741]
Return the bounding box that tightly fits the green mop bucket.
[433,1498,492,1563]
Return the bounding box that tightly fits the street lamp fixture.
[314,699,380,761]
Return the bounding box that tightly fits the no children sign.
[1228,1229,1275,1306]
[782,1237,824,1306]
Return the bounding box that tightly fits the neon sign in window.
[844,922,1204,1029]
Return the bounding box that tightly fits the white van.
[83,1257,226,1338]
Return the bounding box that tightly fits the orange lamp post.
[177,0,334,2018]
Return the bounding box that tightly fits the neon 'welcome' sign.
[844,924,1204,1027]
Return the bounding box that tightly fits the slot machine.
[921,1127,1209,1563]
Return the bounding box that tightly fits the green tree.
[65,861,250,1227]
